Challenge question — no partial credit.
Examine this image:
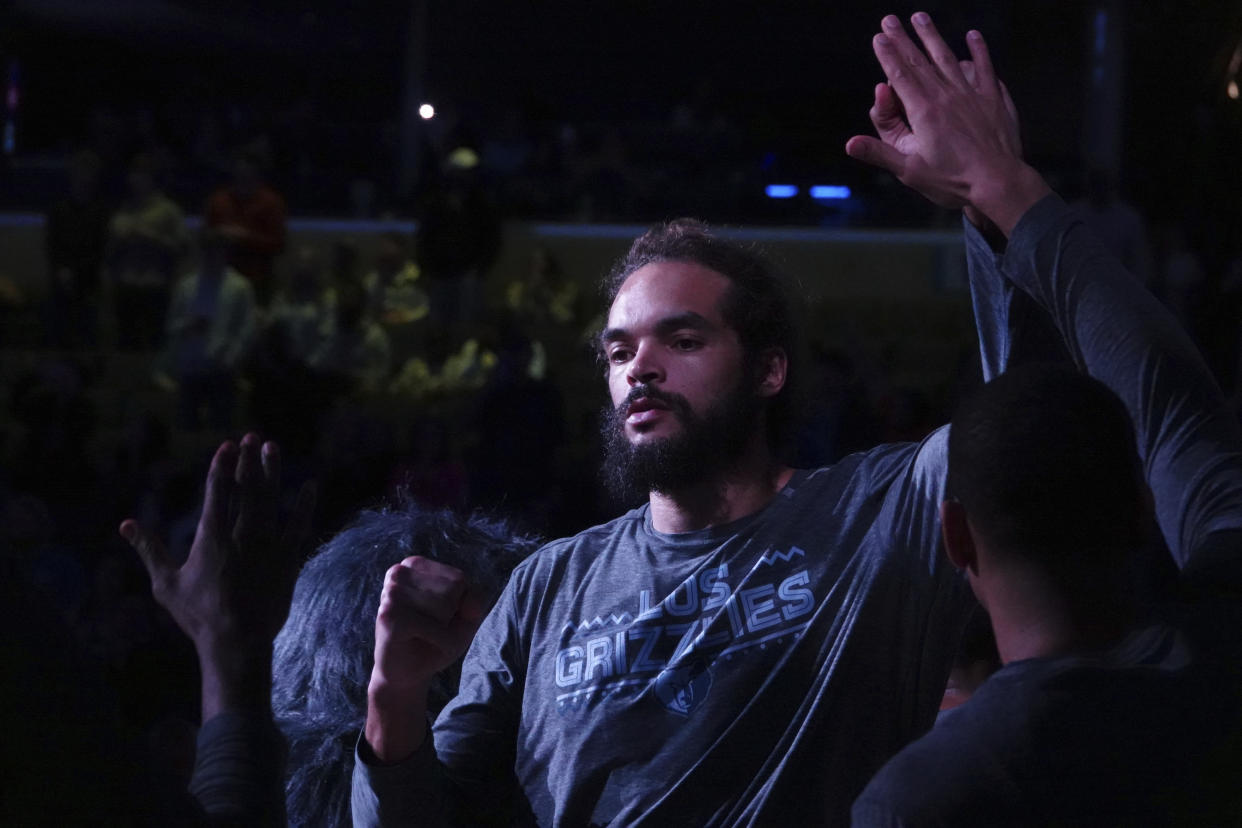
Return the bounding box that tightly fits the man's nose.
[627,343,664,386]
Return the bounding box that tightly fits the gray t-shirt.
[354,441,971,826]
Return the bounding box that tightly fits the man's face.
[599,261,763,496]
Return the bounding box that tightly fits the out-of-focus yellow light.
[1229,80,1240,100]
[419,103,435,120]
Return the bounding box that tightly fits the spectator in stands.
[45,149,111,349]
[165,228,257,431]
[268,246,332,368]
[415,147,502,329]
[471,320,565,528]
[206,148,288,307]
[310,279,391,394]
[120,434,316,825]
[363,232,428,366]
[364,233,427,327]
[271,502,537,827]
[107,152,187,351]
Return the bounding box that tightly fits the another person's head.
[598,218,799,500]
[271,502,538,828]
[943,364,1148,617]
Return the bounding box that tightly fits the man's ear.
[756,348,787,398]
[940,499,978,574]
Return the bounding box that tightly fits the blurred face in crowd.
[599,261,765,496]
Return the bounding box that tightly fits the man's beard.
[600,378,764,504]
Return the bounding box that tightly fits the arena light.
[765,184,798,199]
[810,185,852,200]
[419,103,435,120]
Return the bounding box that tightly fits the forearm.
[1002,194,1242,565]
[198,639,274,722]
[365,678,432,763]
[968,159,1053,240]
[963,214,1073,382]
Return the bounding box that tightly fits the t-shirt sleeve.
[1001,194,1242,569]
[351,734,447,828]
[188,710,287,826]
[431,569,534,825]
[351,570,533,827]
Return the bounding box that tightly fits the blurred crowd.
[6,73,1242,826]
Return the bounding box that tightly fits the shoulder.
[508,508,647,582]
[852,685,1021,827]
[792,428,947,501]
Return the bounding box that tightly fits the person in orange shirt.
[205,149,287,307]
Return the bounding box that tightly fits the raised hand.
[372,556,487,691]
[846,13,1049,236]
[365,555,487,761]
[121,433,316,716]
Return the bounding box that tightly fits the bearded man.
[350,14,1147,826]
[354,208,975,826]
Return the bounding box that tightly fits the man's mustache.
[618,385,693,419]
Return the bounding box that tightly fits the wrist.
[197,636,274,721]
[969,161,1052,239]
[365,676,432,763]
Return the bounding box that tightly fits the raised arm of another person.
[847,12,1242,572]
[121,434,315,826]
[850,19,1068,384]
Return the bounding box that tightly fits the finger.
[870,82,912,146]
[120,519,174,594]
[390,558,470,626]
[375,594,472,662]
[845,135,907,177]
[196,440,238,563]
[233,432,265,541]
[998,79,1023,155]
[874,17,929,99]
[910,11,967,87]
[959,60,978,91]
[260,439,281,496]
[965,29,1000,98]
[999,79,1020,129]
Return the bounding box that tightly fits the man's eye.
[609,349,632,363]
[672,338,701,351]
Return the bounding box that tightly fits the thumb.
[120,519,172,586]
[845,135,906,176]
